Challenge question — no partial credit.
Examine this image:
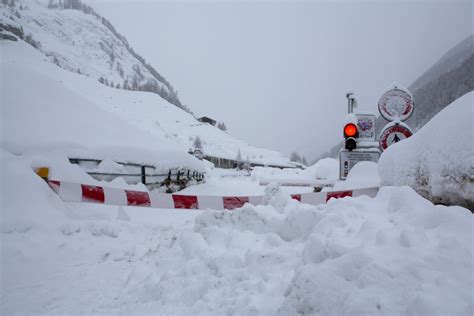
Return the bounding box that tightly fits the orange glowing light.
[344,123,358,137]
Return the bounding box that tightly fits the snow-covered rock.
[378,92,474,209]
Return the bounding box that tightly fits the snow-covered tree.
[217,122,227,131]
[193,136,202,150]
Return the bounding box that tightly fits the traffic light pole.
[346,92,355,114]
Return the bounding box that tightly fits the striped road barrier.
[45,179,379,211]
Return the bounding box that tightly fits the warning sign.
[339,149,381,180]
[379,123,413,151]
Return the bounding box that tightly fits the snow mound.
[119,186,472,315]
[378,92,474,209]
[279,186,472,315]
[304,157,339,180]
[333,161,380,190]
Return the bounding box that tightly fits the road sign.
[378,87,414,121]
[339,149,381,180]
[356,114,376,141]
[379,123,413,151]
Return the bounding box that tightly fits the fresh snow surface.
[2,148,472,315]
[379,92,474,209]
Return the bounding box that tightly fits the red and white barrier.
[46,180,378,211]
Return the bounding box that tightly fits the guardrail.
[69,158,205,192]
[202,155,302,170]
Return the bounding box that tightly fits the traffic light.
[344,123,358,150]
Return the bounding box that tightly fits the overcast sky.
[88,0,472,160]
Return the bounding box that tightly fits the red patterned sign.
[378,88,414,122]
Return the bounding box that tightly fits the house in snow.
[197,116,217,126]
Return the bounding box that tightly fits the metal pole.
[141,166,146,185]
[346,92,353,114]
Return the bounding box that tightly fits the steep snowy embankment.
[379,92,474,209]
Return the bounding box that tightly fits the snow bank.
[379,92,474,209]
[279,186,472,315]
[2,147,472,314]
[116,185,472,315]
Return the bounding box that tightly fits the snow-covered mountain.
[0,0,186,111]
[405,35,474,130]
[0,0,295,169]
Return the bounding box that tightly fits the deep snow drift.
[379,92,473,209]
[1,148,472,314]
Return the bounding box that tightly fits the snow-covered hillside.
[1,39,294,176]
[0,0,184,109]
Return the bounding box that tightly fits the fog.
[89,0,472,159]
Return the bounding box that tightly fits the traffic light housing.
[344,123,358,151]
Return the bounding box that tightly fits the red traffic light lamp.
[344,123,358,151]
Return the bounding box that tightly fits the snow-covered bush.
[378,92,473,209]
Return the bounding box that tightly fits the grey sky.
[88,0,472,159]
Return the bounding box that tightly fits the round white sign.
[378,88,414,122]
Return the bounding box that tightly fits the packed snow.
[379,92,474,209]
[1,148,472,314]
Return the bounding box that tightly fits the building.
[197,116,217,126]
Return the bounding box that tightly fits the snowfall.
[1,37,474,315]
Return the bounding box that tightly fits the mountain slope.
[0,0,187,111]
[0,0,295,168]
[405,35,474,130]
[1,39,294,171]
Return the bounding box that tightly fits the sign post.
[378,85,415,151]
[338,85,415,180]
[339,93,380,180]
